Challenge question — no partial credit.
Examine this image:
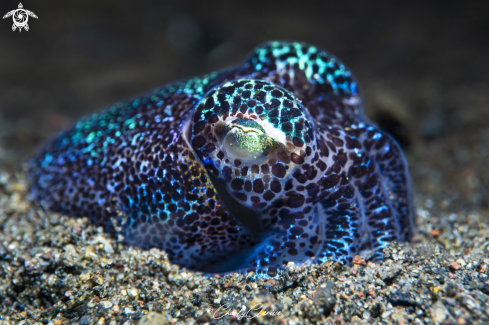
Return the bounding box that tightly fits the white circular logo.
[3,3,38,32]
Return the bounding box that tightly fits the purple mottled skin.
[29,41,414,277]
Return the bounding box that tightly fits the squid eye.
[222,119,283,161]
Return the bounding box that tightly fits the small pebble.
[352,255,367,266]
[430,229,441,237]
[449,262,462,271]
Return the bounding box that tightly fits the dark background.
[1,0,489,213]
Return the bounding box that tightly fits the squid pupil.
[222,119,274,159]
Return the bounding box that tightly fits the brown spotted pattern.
[29,41,414,276]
